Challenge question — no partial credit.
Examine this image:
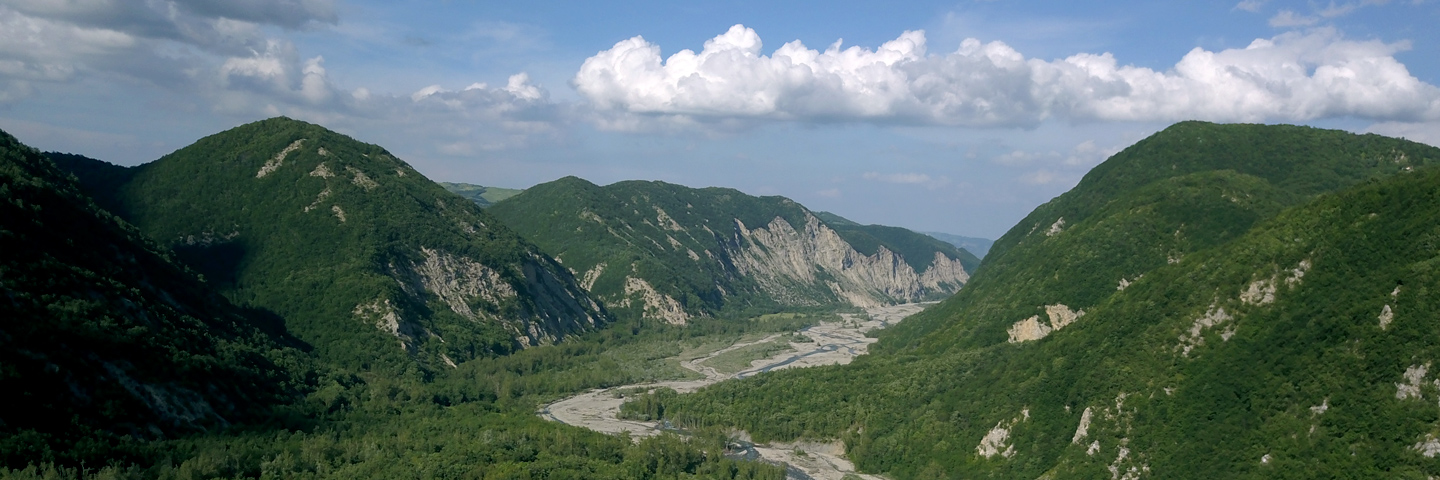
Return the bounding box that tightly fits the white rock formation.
[580,262,606,291]
[1046,217,1066,236]
[347,166,379,190]
[1178,304,1232,357]
[257,139,305,178]
[976,408,1028,459]
[1397,364,1429,400]
[1073,407,1094,444]
[413,246,518,320]
[619,276,690,325]
[728,213,969,308]
[1007,304,1086,343]
[1414,434,1440,458]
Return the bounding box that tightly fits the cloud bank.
[574,24,1440,127]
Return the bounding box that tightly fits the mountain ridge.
[624,121,1440,478]
[56,117,610,372]
[488,176,976,324]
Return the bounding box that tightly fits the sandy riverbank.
[538,302,930,480]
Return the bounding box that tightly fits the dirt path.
[538,302,931,480]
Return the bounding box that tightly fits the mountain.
[487,177,977,324]
[55,117,609,373]
[922,231,993,258]
[631,122,1440,478]
[440,182,524,207]
[0,129,305,466]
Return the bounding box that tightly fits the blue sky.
[1,0,1438,238]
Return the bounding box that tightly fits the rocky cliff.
[487,177,978,322]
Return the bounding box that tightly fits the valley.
[541,303,928,480]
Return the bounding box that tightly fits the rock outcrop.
[730,213,970,308]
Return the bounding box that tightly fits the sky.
[2,0,1438,239]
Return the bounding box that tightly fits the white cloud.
[1234,0,1269,12]
[816,188,841,198]
[1269,10,1320,26]
[574,25,1440,127]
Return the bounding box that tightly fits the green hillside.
[0,129,307,467]
[56,118,609,373]
[440,181,524,207]
[624,122,1440,478]
[14,126,786,479]
[488,177,976,324]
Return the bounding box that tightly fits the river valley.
[538,303,931,480]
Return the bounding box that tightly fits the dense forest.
[621,122,1440,478]
[2,124,788,479]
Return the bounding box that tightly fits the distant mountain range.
[488,177,979,324]
[440,182,524,207]
[921,232,993,258]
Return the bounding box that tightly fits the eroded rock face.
[618,276,690,325]
[1007,304,1086,343]
[387,247,605,349]
[728,213,970,308]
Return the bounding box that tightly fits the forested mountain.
[628,122,1440,478]
[440,182,524,208]
[0,129,307,466]
[7,126,786,479]
[487,177,978,324]
[55,118,609,373]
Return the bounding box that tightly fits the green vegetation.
[702,340,795,375]
[55,117,608,374]
[488,177,974,323]
[829,222,980,274]
[9,124,785,478]
[440,181,524,207]
[622,122,1440,478]
[0,127,311,468]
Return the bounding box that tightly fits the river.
[537,302,931,480]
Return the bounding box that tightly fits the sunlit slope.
[0,129,303,465]
[57,117,609,373]
[644,123,1440,478]
[880,121,1440,355]
[489,176,977,324]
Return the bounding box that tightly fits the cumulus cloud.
[574,25,1440,127]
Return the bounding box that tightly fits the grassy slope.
[638,122,1440,478]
